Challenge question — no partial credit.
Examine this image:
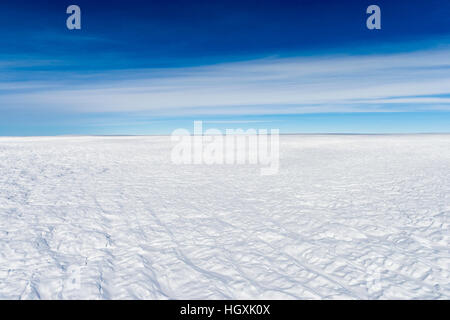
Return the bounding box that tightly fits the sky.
[0,0,449,135]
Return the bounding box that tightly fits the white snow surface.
[0,135,449,300]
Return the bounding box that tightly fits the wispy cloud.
[1,48,449,116]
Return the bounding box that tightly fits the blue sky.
[0,0,449,135]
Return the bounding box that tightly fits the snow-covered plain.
[0,135,449,299]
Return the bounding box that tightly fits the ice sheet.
[0,135,448,299]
